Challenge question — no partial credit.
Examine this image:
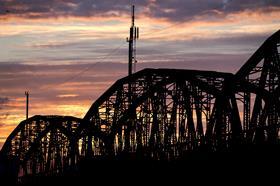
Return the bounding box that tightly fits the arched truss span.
[82,69,236,156]
[1,116,84,177]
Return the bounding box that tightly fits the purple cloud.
[0,0,279,20]
[0,97,9,109]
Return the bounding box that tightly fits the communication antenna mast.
[25,91,29,120]
[127,5,139,76]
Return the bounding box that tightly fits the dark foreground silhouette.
[1,144,280,185]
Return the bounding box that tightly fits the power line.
[56,43,126,86]
[141,21,186,38]
[39,43,126,92]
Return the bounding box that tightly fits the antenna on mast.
[127,5,139,76]
[132,5,135,27]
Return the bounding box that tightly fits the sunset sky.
[0,0,279,149]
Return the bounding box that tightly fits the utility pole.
[127,5,139,76]
[25,91,29,120]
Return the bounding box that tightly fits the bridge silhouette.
[0,30,280,184]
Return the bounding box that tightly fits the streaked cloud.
[56,94,79,98]
[0,0,279,21]
[146,0,280,21]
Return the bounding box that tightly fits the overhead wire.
[44,42,127,89]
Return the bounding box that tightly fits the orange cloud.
[56,94,79,98]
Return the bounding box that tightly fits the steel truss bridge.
[1,30,280,179]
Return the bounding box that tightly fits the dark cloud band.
[0,0,279,20]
